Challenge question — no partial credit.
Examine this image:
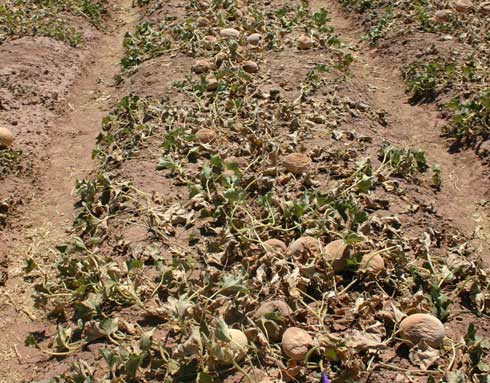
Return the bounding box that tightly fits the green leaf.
[264,311,286,323]
[24,258,37,273]
[224,189,243,202]
[343,231,364,245]
[325,347,338,361]
[125,353,144,379]
[75,292,103,320]
[465,323,478,346]
[215,318,231,342]
[477,361,490,372]
[201,166,213,179]
[432,164,442,191]
[166,295,193,319]
[430,283,451,322]
[197,372,215,383]
[73,236,89,251]
[99,318,119,336]
[220,274,249,294]
[101,348,122,372]
[127,259,144,270]
[356,174,373,193]
[25,333,39,348]
[140,329,154,351]
[54,325,73,352]
[210,155,223,169]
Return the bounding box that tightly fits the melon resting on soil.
[242,60,258,73]
[359,252,385,274]
[0,127,14,148]
[399,313,445,348]
[5,0,490,381]
[434,9,453,22]
[206,75,218,91]
[211,329,249,365]
[324,239,350,273]
[192,60,212,74]
[297,35,314,49]
[220,28,240,40]
[282,327,313,360]
[247,33,262,46]
[255,300,293,341]
[288,236,322,260]
[263,238,287,253]
[282,152,311,175]
[195,128,216,143]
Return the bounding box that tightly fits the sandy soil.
[0,0,489,381]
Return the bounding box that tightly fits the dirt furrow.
[2,1,489,381]
[321,0,490,262]
[0,1,138,381]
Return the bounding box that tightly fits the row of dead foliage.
[24,1,489,382]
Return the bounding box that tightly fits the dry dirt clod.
[242,60,258,73]
[282,152,311,175]
[192,60,211,74]
[195,128,216,143]
[359,252,385,275]
[255,300,292,341]
[282,327,313,360]
[297,35,314,50]
[0,127,14,148]
[399,313,445,348]
[247,33,262,46]
[220,28,240,40]
[324,239,350,273]
[288,236,322,261]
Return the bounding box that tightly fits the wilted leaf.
[446,372,465,383]
[408,345,440,370]
[165,295,193,319]
[344,330,384,351]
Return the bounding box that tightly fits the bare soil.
[320,0,490,262]
[0,0,489,382]
[0,1,138,381]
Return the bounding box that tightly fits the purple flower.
[321,372,331,383]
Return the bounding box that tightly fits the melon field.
[1,0,490,382]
